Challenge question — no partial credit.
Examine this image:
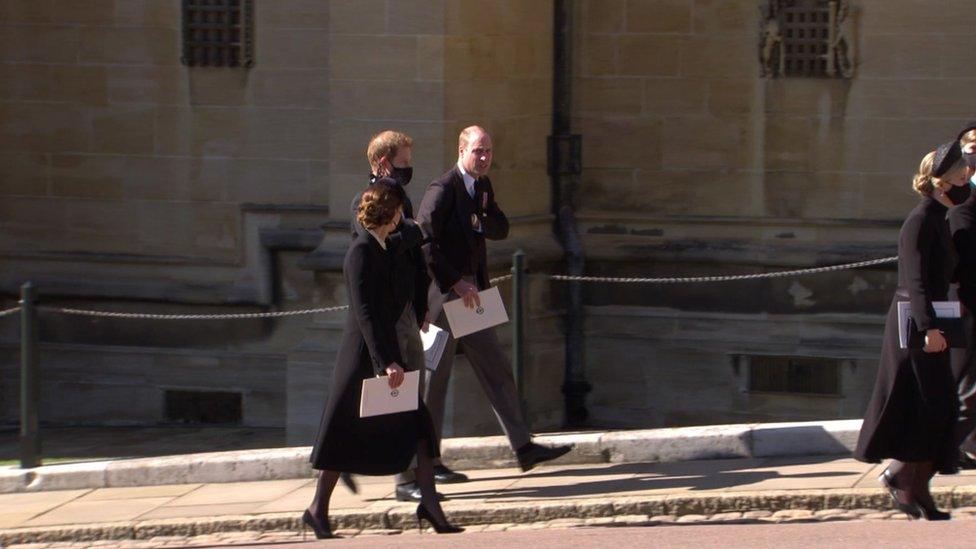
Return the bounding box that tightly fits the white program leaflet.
[897,301,961,349]
[420,324,449,371]
[359,370,420,418]
[443,286,509,338]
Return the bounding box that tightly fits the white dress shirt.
[458,162,477,198]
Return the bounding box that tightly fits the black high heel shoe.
[302,509,337,540]
[879,469,921,519]
[912,495,951,521]
[416,503,464,534]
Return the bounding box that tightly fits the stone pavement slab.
[4,455,976,546]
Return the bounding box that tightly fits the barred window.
[760,0,854,79]
[745,355,842,396]
[181,0,254,68]
[780,1,831,77]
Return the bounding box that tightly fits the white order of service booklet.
[359,370,420,418]
[442,286,509,339]
[420,324,449,371]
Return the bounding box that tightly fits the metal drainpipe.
[549,0,590,428]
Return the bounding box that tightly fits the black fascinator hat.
[933,140,962,177]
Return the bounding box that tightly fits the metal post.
[511,250,526,412]
[552,0,590,428]
[20,282,41,469]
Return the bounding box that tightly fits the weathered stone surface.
[708,511,745,522]
[751,420,860,457]
[625,0,692,33]
[601,425,752,463]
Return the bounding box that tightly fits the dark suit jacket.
[350,179,429,325]
[949,194,976,308]
[416,166,509,318]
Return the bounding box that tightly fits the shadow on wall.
[751,423,856,457]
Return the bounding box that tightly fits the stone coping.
[0,419,862,494]
[2,485,973,546]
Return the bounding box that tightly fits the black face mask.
[963,152,976,170]
[946,183,972,205]
[390,166,413,187]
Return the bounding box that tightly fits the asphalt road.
[243,520,976,549]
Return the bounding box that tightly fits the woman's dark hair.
[357,179,403,230]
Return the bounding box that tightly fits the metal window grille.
[779,0,832,77]
[181,0,254,68]
[746,355,842,396]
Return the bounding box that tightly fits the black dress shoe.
[395,482,446,502]
[433,464,469,483]
[516,442,573,472]
[301,509,338,540]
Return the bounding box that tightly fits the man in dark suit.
[411,125,573,480]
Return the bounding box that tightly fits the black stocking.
[307,470,340,528]
[415,439,449,525]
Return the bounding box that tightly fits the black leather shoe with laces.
[433,464,469,483]
[516,442,573,472]
[395,482,446,502]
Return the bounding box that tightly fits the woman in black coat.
[303,183,462,538]
[855,142,971,520]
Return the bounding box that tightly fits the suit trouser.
[395,294,533,484]
[391,303,427,485]
[952,314,976,455]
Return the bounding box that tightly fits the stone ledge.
[0,420,862,494]
[0,486,967,546]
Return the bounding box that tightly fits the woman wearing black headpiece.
[302,182,462,539]
[855,141,970,521]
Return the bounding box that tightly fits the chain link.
[0,306,21,318]
[44,305,350,320]
[27,257,895,320]
[547,256,897,284]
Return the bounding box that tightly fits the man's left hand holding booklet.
[359,370,420,418]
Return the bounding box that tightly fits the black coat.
[855,196,959,473]
[309,233,438,474]
[416,166,509,318]
[949,193,976,308]
[350,180,430,325]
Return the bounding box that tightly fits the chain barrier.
[43,304,351,321]
[34,275,517,320]
[19,259,892,320]
[548,256,897,284]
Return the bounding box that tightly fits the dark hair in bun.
[357,179,403,230]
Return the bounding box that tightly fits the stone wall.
[568,0,976,427]
[0,0,562,439]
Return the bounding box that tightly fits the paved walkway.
[4,455,976,546]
